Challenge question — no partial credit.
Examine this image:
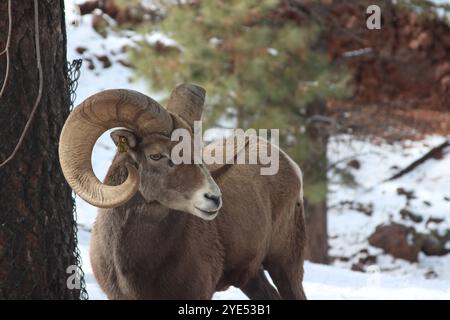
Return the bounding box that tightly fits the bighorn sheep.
[59,84,306,300]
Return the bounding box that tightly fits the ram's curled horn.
[59,89,174,208]
[166,83,206,128]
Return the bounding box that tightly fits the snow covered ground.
[78,228,450,300]
[328,135,450,280]
[65,1,450,299]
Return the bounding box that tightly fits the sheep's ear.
[110,129,138,152]
[166,83,205,129]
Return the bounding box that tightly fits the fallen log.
[385,140,449,181]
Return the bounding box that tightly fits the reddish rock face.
[328,2,450,112]
[324,2,450,138]
[368,223,420,262]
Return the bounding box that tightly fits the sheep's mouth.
[195,207,219,216]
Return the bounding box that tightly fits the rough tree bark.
[0,1,79,299]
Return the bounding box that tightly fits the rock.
[356,203,373,216]
[371,223,450,259]
[440,75,450,93]
[409,39,420,50]
[339,200,373,216]
[416,232,450,256]
[81,0,157,25]
[345,16,358,29]
[396,187,416,200]
[84,58,95,70]
[434,62,450,80]
[426,217,444,226]
[417,32,433,49]
[400,208,423,223]
[96,55,112,69]
[351,263,365,272]
[75,46,87,55]
[358,254,377,265]
[368,223,420,262]
[347,159,360,169]
[78,1,100,16]
[425,270,438,279]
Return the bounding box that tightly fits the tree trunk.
[0,0,79,299]
[303,99,329,264]
[304,200,328,264]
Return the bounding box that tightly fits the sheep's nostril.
[204,193,221,207]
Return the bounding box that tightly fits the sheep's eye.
[149,154,163,161]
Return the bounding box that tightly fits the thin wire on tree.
[0,0,43,169]
[0,0,12,99]
[0,0,12,56]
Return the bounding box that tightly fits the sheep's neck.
[113,200,189,268]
